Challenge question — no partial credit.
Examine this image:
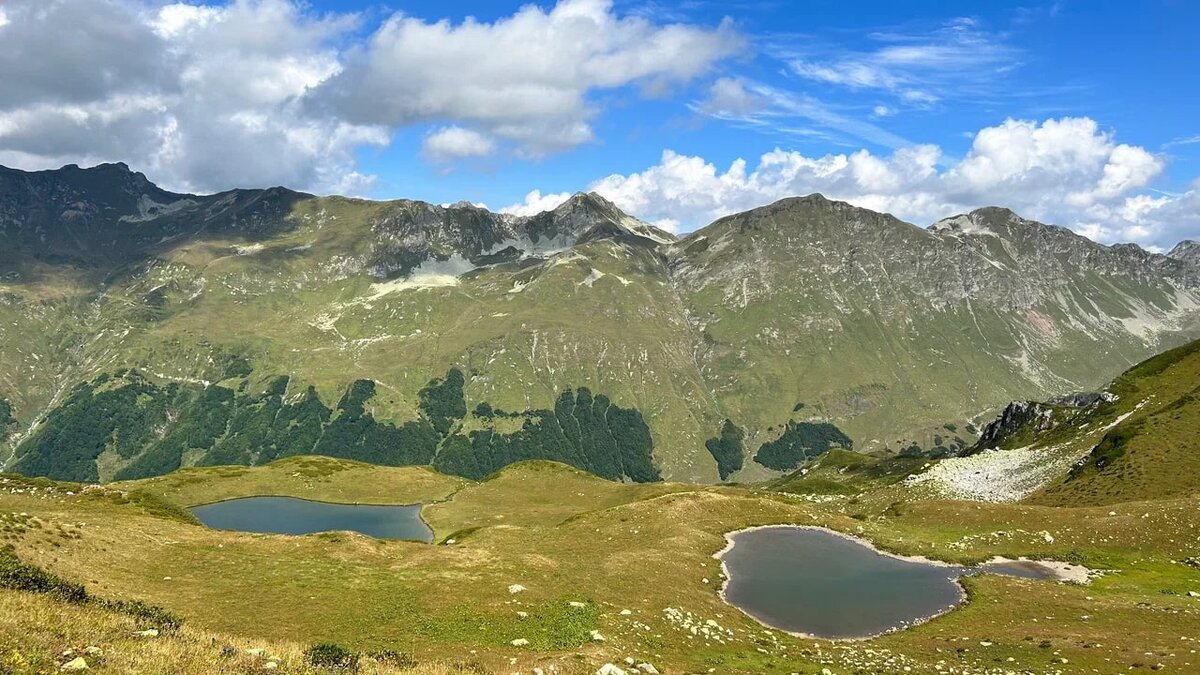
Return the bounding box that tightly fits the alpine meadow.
[1,1,1199,674]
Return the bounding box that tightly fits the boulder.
[60,658,88,671]
[596,665,627,675]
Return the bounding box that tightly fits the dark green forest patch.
[704,420,745,481]
[9,368,659,484]
[753,421,853,471]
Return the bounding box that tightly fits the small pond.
[190,496,433,542]
[718,526,1061,639]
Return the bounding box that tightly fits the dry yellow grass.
[4,461,1200,673]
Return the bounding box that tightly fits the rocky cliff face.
[1169,240,1200,267]
[1,165,1197,482]
[364,192,671,278]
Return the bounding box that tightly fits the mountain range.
[1,162,1198,483]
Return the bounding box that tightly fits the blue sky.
[336,0,1200,208]
[0,0,1197,247]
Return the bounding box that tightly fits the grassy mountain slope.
[671,197,1200,468]
[1030,339,1200,505]
[909,338,1200,506]
[3,165,1199,483]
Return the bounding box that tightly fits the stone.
[246,648,267,658]
[620,609,633,615]
[264,662,278,670]
[516,611,529,619]
[83,647,102,657]
[134,629,159,638]
[511,639,530,647]
[508,584,527,594]
[596,665,627,675]
[1187,591,1199,597]
[590,630,606,642]
[637,664,660,675]
[569,601,587,608]
[60,658,89,671]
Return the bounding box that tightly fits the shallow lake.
[190,496,433,542]
[718,526,1060,639]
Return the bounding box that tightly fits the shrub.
[305,643,359,671]
[100,598,184,633]
[369,650,417,669]
[0,546,89,603]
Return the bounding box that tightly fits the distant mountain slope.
[670,196,1200,472]
[1,163,1198,483]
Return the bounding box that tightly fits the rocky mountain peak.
[1169,240,1200,266]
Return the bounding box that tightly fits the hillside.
[3,458,1200,673]
[909,337,1200,506]
[2,163,1199,483]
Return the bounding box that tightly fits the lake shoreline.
[713,524,1093,641]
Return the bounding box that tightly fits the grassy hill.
[907,338,1200,506]
[3,457,1200,673]
[1030,339,1200,505]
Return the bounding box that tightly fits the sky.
[0,1,1198,250]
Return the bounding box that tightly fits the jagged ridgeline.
[7,369,660,484]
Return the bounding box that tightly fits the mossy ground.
[2,456,1199,674]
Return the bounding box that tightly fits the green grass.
[4,459,1200,673]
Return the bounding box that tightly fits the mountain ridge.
[2,162,1199,483]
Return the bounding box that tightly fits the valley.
[2,164,1199,674]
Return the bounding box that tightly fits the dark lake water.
[190,496,433,542]
[718,526,1059,639]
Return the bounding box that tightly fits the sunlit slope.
[670,197,1200,460]
[3,165,1199,482]
[4,459,1200,673]
[1028,339,1200,505]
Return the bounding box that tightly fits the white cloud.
[0,0,739,191]
[310,0,742,156]
[785,18,1019,109]
[501,190,574,216]
[575,117,1197,249]
[422,126,497,163]
[697,78,764,117]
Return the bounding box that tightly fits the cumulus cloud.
[0,0,739,191]
[501,190,575,216]
[568,117,1196,249]
[307,0,741,156]
[422,126,497,163]
[0,0,386,194]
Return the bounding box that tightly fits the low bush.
[369,650,417,669]
[100,598,184,633]
[0,546,182,631]
[0,546,88,603]
[304,643,359,671]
